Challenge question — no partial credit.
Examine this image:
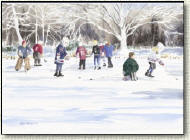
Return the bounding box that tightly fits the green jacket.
[123,58,139,76]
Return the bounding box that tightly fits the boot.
[54,72,58,76]
[148,73,154,77]
[145,71,149,76]
[94,66,96,70]
[97,67,101,70]
[103,63,106,67]
[58,71,64,77]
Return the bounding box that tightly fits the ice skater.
[92,40,101,70]
[32,41,43,66]
[15,40,32,71]
[103,42,114,68]
[123,52,139,81]
[76,42,87,70]
[54,41,67,77]
[99,42,106,67]
[145,46,164,77]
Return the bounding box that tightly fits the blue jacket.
[55,44,67,63]
[103,45,114,57]
[17,45,32,58]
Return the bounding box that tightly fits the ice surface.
[2,48,183,134]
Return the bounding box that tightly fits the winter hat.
[152,47,159,53]
[79,42,83,46]
[22,40,26,45]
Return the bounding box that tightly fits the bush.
[2,46,16,52]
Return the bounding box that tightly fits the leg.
[15,58,23,71]
[134,72,138,80]
[83,60,86,69]
[79,60,82,69]
[130,73,134,81]
[33,52,37,65]
[146,62,155,77]
[103,56,106,66]
[110,57,113,67]
[54,64,59,76]
[38,58,41,65]
[94,56,97,69]
[145,62,152,76]
[24,57,31,71]
[58,64,64,76]
[56,64,59,73]
[37,52,41,65]
[108,57,113,67]
[107,57,110,67]
[34,59,38,66]
[97,55,101,70]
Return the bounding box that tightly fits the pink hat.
[22,40,26,45]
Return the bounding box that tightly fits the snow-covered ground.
[2,48,183,134]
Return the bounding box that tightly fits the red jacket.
[33,44,43,54]
[76,46,87,60]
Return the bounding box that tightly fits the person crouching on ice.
[15,40,32,71]
[54,42,67,77]
[76,42,87,70]
[32,41,43,66]
[123,52,139,81]
[145,47,164,77]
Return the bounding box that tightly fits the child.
[76,42,87,70]
[32,41,43,66]
[99,42,106,67]
[123,52,139,81]
[54,42,67,77]
[103,42,114,68]
[92,40,101,70]
[145,46,164,77]
[15,40,32,71]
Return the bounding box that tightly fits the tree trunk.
[119,28,127,50]
[12,4,23,44]
[35,6,38,44]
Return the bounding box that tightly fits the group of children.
[15,40,43,71]
[123,45,165,81]
[15,40,164,80]
[75,40,114,71]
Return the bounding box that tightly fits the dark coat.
[55,44,67,64]
[123,58,139,76]
[92,45,100,56]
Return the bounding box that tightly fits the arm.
[92,46,94,54]
[64,47,67,57]
[135,60,139,71]
[39,45,43,54]
[76,47,79,55]
[17,47,22,57]
[55,47,59,60]
[28,46,32,53]
[85,48,87,55]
